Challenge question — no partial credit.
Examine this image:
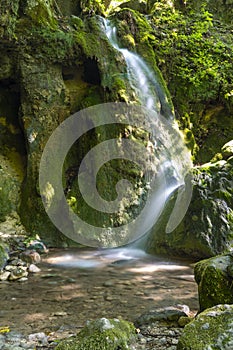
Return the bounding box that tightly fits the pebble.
[28,264,41,273]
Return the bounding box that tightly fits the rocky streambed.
[0,246,198,349]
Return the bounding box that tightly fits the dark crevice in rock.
[83,57,101,85]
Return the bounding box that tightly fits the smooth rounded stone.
[194,253,233,311]
[20,250,41,264]
[177,304,233,350]
[18,277,28,282]
[0,270,10,281]
[28,264,41,273]
[135,306,189,327]
[28,332,48,346]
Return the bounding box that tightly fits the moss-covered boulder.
[177,304,233,350]
[55,318,137,349]
[194,254,233,311]
[145,157,233,260]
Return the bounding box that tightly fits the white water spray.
[104,19,173,119]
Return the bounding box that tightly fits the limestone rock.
[194,253,233,311]
[177,304,233,350]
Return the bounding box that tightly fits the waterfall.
[40,17,193,259]
[103,19,174,120]
[101,18,193,251]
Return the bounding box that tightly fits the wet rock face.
[146,156,233,260]
[194,253,233,311]
[177,304,233,350]
[55,318,137,350]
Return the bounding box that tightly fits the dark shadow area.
[83,57,101,85]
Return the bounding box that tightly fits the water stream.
[103,18,174,119]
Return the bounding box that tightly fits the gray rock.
[177,304,233,350]
[28,332,48,346]
[0,270,10,281]
[135,306,189,327]
[28,264,41,273]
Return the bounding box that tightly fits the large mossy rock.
[145,157,233,260]
[177,304,233,350]
[55,318,137,350]
[194,253,233,311]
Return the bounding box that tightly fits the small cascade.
[103,19,174,119]
[101,18,193,252]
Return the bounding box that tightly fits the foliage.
[151,3,233,104]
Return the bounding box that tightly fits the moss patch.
[55,318,137,349]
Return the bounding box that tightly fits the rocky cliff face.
[0,0,232,254]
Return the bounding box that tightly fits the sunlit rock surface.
[195,253,233,311]
[177,304,233,350]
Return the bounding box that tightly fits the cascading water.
[103,19,174,120]
[41,17,193,266]
[102,18,193,248]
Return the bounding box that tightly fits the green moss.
[195,255,233,311]
[24,0,58,28]
[80,0,105,15]
[149,2,233,163]
[0,0,20,38]
[55,318,137,350]
[110,8,174,117]
[177,305,233,349]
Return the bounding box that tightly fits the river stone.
[135,306,189,327]
[177,304,233,350]
[194,253,233,311]
[55,318,137,350]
